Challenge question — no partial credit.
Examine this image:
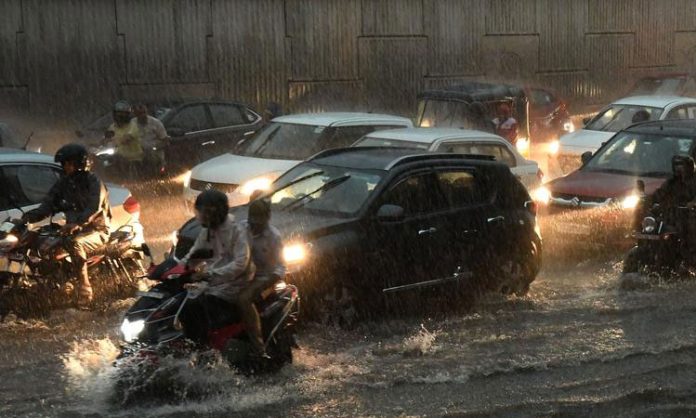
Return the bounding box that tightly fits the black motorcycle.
[623,181,696,278]
[116,245,300,377]
[0,217,145,312]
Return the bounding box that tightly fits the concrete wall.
[1,0,696,119]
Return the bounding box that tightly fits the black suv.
[173,147,542,317]
[78,99,261,170]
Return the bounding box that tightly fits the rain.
[2,1,696,417]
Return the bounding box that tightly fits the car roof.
[271,112,412,127]
[612,95,696,108]
[624,119,696,137]
[0,148,55,164]
[362,127,504,144]
[309,146,499,171]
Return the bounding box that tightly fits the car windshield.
[417,99,478,129]
[585,105,662,132]
[241,122,326,160]
[354,137,429,150]
[584,131,695,177]
[270,164,384,216]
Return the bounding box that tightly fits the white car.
[0,148,144,244]
[551,95,696,174]
[183,112,413,207]
[353,128,543,189]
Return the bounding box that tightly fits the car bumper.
[541,204,634,247]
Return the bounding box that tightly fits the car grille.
[552,192,610,204]
[190,179,238,193]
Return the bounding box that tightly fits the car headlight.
[563,121,575,133]
[621,194,640,210]
[283,242,308,265]
[642,216,657,233]
[240,176,274,196]
[548,139,560,155]
[96,147,115,156]
[530,186,551,205]
[120,318,145,342]
[516,137,530,154]
[182,170,192,188]
[0,234,18,252]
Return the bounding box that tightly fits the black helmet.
[672,155,695,178]
[55,143,89,171]
[248,198,271,227]
[113,100,132,124]
[194,190,229,228]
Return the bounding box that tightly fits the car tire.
[496,236,542,297]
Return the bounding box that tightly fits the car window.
[209,104,245,127]
[0,165,61,207]
[381,173,445,216]
[438,142,517,167]
[585,105,661,132]
[324,126,382,148]
[530,89,553,106]
[167,105,210,132]
[666,105,696,120]
[242,122,325,159]
[435,170,485,207]
[243,108,260,124]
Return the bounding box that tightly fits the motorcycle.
[622,181,696,278]
[90,142,167,180]
[116,245,300,376]
[0,217,145,311]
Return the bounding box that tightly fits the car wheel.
[497,237,541,297]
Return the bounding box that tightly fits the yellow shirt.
[109,120,143,161]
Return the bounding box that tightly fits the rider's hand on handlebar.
[191,271,211,282]
[60,223,81,235]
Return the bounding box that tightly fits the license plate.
[136,290,165,299]
[552,222,592,236]
[633,233,662,241]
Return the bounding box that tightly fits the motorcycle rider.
[105,100,143,176]
[648,155,696,221]
[133,103,169,173]
[179,190,254,344]
[238,197,286,358]
[22,143,111,307]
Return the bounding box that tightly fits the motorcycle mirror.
[141,243,152,257]
[636,180,646,194]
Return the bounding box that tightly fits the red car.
[532,119,696,245]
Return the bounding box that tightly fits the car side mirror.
[581,151,593,165]
[168,127,186,138]
[377,204,405,222]
[582,116,591,126]
[636,179,646,194]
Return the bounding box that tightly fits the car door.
[207,103,260,154]
[163,104,217,167]
[366,169,451,295]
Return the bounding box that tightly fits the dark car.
[628,73,696,97]
[173,147,542,318]
[534,119,696,246]
[78,99,262,171]
[417,81,573,157]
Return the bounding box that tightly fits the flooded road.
[3,189,696,417]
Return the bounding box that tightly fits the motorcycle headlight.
[239,176,274,196]
[621,194,640,210]
[516,137,530,154]
[283,242,309,265]
[120,318,145,342]
[642,217,657,233]
[0,234,18,252]
[96,147,115,156]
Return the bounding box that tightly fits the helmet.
[248,198,271,227]
[54,143,89,170]
[194,190,229,228]
[672,155,695,178]
[113,100,132,124]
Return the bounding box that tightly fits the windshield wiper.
[638,171,671,177]
[270,171,325,199]
[586,167,633,175]
[250,125,281,156]
[282,174,352,212]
